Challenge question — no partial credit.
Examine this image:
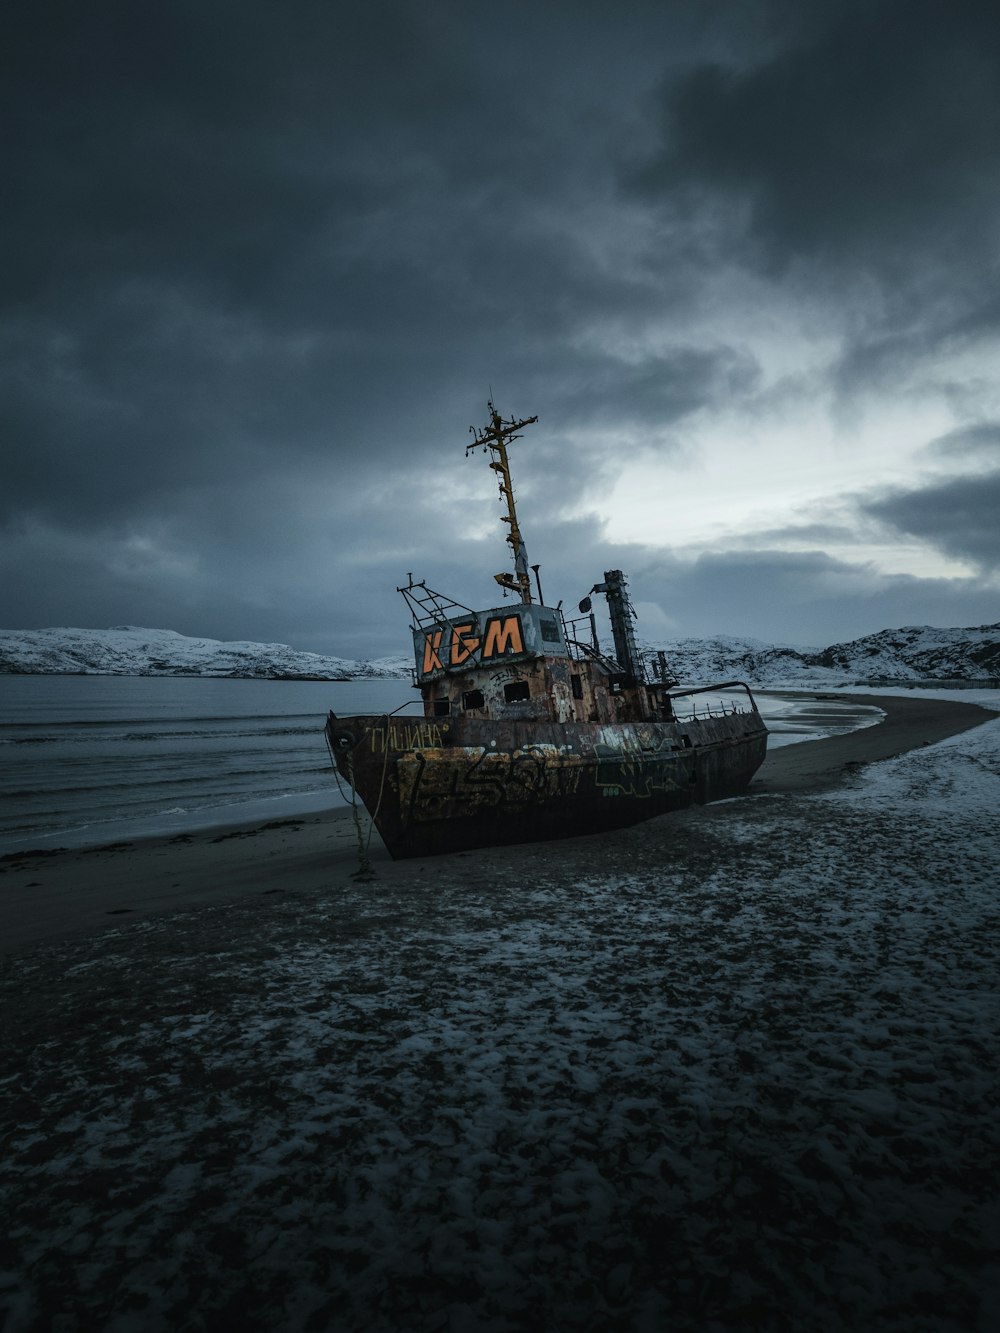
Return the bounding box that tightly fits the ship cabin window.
[462,689,485,711]
[503,680,531,703]
[433,699,451,716]
[540,617,561,644]
[571,674,583,700]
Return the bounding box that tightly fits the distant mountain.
[0,626,410,680]
[0,622,997,684]
[644,623,1000,685]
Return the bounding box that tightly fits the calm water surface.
[0,677,420,853]
[0,676,878,853]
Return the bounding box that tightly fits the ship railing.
[667,680,760,720]
[328,697,424,723]
[397,577,476,630]
[564,635,625,675]
[561,609,606,661]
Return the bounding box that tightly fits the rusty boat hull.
[326,709,768,859]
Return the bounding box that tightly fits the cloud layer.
[3,1,998,655]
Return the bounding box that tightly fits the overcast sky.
[3,0,999,658]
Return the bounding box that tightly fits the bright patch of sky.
[599,390,972,576]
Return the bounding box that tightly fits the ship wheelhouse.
[401,581,676,728]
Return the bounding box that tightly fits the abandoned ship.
[325,402,768,859]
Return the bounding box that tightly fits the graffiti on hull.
[397,745,584,821]
[593,743,691,799]
[390,742,693,822]
[367,721,449,752]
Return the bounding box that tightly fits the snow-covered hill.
[0,622,997,684]
[0,627,410,680]
[644,623,1000,686]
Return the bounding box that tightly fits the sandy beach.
[2,691,998,1331]
[0,692,991,955]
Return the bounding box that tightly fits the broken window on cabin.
[503,680,531,703]
[571,674,583,700]
[462,689,485,711]
[433,699,451,716]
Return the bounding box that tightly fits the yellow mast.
[467,399,538,604]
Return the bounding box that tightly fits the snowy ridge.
[644,623,1000,686]
[0,626,407,680]
[1,621,998,683]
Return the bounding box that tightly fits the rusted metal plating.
[325,708,767,859]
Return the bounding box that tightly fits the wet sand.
[752,690,994,793]
[0,692,993,954]
[2,692,998,1331]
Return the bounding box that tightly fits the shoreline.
[1,692,994,955]
[751,689,994,793]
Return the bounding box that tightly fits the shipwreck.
[326,402,767,858]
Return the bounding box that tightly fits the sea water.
[0,676,879,854]
[0,676,421,854]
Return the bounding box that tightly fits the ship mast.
[467,399,538,604]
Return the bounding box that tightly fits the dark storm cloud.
[4,0,673,326]
[723,521,864,548]
[3,2,997,651]
[926,422,1000,461]
[2,1,746,538]
[634,0,1000,277]
[863,471,1000,574]
[546,345,760,431]
[3,3,486,305]
[630,0,1000,414]
[629,547,1000,647]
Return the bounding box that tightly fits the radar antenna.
[466,399,539,603]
